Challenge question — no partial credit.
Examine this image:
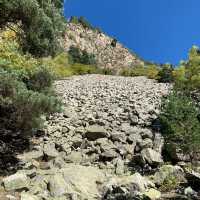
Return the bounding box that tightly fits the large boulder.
[48,173,72,197]
[3,173,30,191]
[85,125,109,140]
[141,148,163,166]
[61,164,105,199]
[43,143,59,160]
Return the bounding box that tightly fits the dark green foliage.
[111,38,117,47]
[157,64,174,83]
[0,0,65,57]
[71,64,97,75]
[25,67,53,92]
[100,68,115,75]
[159,91,200,158]
[78,16,93,29]
[68,46,96,65]
[70,16,94,30]
[0,68,61,132]
[70,16,79,24]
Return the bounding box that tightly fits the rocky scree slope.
[1,75,189,200]
[63,23,143,69]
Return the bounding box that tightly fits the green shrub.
[70,16,79,24]
[24,67,54,92]
[157,64,174,83]
[68,46,96,65]
[119,65,159,79]
[159,175,180,192]
[70,63,97,75]
[159,91,200,159]
[0,0,65,57]
[78,16,93,29]
[0,68,61,132]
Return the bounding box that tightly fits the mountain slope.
[63,22,144,69]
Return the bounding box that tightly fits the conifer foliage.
[0,0,65,57]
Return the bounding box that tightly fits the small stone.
[115,159,124,175]
[143,188,161,200]
[21,192,39,200]
[111,132,126,142]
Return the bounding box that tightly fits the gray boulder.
[141,148,163,165]
[48,174,71,197]
[43,143,59,160]
[3,173,30,191]
[85,125,108,140]
[21,192,40,200]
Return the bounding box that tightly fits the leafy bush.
[159,91,200,160]
[42,53,73,78]
[78,16,93,29]
[157,64,174,83]
[119,65,159,79]
[70,63,97,75]
[68,46,96,65]
[0,68,61,132]
[159,175,180,192]
[0,0,65,57]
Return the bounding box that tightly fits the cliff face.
[63,23,143,69]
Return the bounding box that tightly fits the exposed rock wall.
[63,23,143,69]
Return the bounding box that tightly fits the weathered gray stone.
[48,174,70,197]
[115,159,125,175]
[143,188,161,200]
[3,173,29,191]
[43,143,59,160]
[65,152,83,164]
[85,125,108,140]
[21,193,40,200]
[141,148,163,165]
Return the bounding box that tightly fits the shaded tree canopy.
[0,0,65,57]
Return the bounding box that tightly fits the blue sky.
[64,0,200,65]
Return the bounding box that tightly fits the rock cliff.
[63,23,144,69]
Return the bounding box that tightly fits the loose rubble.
[1,75,200,199]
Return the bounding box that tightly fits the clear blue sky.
[64,0,200,65]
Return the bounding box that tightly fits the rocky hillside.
[0,75,182,200]
[2,75,200,200]
[63,23,143,69]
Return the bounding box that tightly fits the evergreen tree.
[0,0,65,57]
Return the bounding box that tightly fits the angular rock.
[115,159,125,175]
[21,193,39,200]
[65,152,83,164]
[141,148,163,165]
[111,132,126,142]
[48,174,71,197]
[43,143,59,160]
[3,173,29,191]
[85,125,108,140]
[62,164,105,199]
[143,188,161,200]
